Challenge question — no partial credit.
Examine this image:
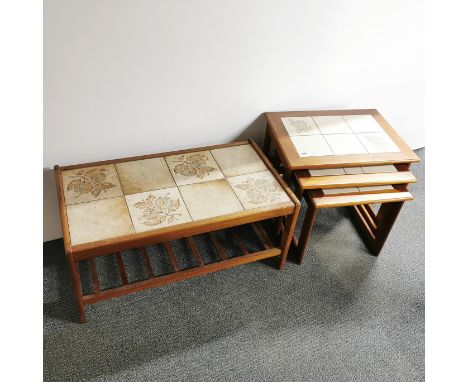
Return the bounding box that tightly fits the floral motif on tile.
[132,193,182,226]
[286,118,313,134]
[173,153,216,178]
[235,177,281,204]
[66,168,116,198]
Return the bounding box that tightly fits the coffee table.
[263,109,419,261]
[55,140,300,322]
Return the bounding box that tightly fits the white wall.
[44,0,424,242]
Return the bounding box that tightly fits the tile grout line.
[114,164,137,234]
[209,148,247,212]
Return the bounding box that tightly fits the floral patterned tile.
[210,144,267,177]
[322,187,360,195]
[357,133,400,153]
[115,157,175,195]
[308,168,347,176]
[281,116,321,136]
[358,185,394,192]
[125,187,192,233]
[361,164,397,173]
[178,179,244,221]
[62,164,123,205]
[343,167,364,174]
[66,197,135,245]
[343,114,384,133]
[227,171,293,210]
[324,134,367,155]
[165,150,224,186]
[290,135,334,157]
[313,116,353,134]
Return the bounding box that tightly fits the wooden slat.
[363,204,377,220]
[312,191,413,209]
[352,205,376,241]
[208,232,226,260]
[138,247,155,278]
[185,237,204,266]
[232,231,249,255]
[357,205,377,231]
[82,248,281,304]
[162,242,179,272]
[115,252,128,285]
[298,171,416,190]
[88,258,101,293]
[251,222,273,249]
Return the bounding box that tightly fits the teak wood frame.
[55,140,300,323]
[262,109,419,262]
[294,189,413,263]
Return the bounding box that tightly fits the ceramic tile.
[343,167,364,174]
[115,157,175,195]
[210,144,267,177]
[343,114,384,133]
[165,150,224,186]
[361,165,397,173]
[358,185,394,192]
[281,116,320,136]
[357,133,400,153]
[62,164,123,205]
[313,116,353,134]
[290,135,333,157]
[308,168,346,176]
[227,171,293,210]
[324,134,367,155]
[322,187,359,195]
[179,179,244,221]
[66,197,134,245]
[125,187,192,233]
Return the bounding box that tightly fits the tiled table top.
[265,109,419,170]
[58,142,294,248]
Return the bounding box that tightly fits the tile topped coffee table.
[55,140,300,322]
[263,109,419,262]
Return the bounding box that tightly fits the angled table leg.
[296,199,318,264]
[66,253,86,323]
[278,202,301,270]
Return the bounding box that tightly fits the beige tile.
[322,187,359,195]
[125,187,192,233]
[343,167,364,174]
[179,179,244,221]
[313,116,353,134]
[66,197,134,245]
[165,150,224,186]
[281,116,320,136]
[115,157,175,195]
[343,114,384,133]
[62,164,123,205]
[358,185,394,192]
[361,164,398,173]
[308,168,346,176]
[357,133,400,153]
[290,135,333,157]
[324,134,367,155]
[228,171,293,210]
[210,144,268,177]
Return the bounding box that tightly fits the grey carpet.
[43,148,424,382]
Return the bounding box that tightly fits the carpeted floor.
[43,148,424,382]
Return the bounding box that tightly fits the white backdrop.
[44,0,424,241]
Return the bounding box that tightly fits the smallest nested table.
[263,109,419,262]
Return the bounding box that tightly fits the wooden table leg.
[296,199,318,264]
[278,202,301,270]
[371,201,404,255]
[350,201,405,256]
[263,125,272,156]
[66,253,86,323]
